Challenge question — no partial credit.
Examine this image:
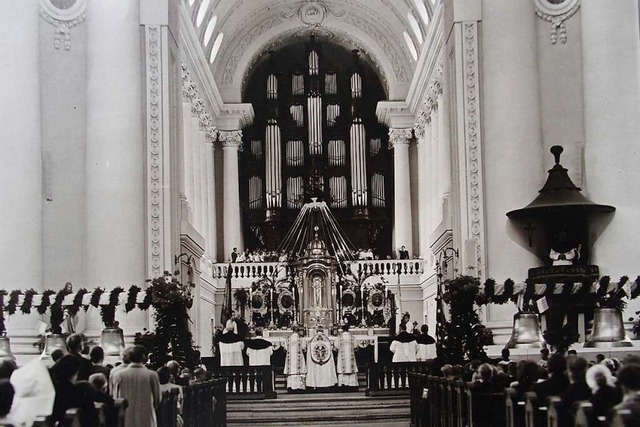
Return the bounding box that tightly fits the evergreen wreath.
[89,288,104,310]
[125,286,141,313]
[36,290,56,315]
[20,289,36,314]
[49,288,72,334]
[67,289,89,317]
[6,291,21,316]
[0,290,7,336]
[137,288,153,311]
[100,287,124,328]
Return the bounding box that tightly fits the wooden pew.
[574,401,594,427]
[611,408,640,427]
[156,388,180,427]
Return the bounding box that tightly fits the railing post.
[505,387,515,427]
[547,396,562,427]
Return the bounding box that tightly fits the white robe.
[305,333,337,388]
[219,341,244,366]
[336,332,358,387]
[284,333,306,390]
[247,346,273,366]
[390,339,418,362]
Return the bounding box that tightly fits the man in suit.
[66,333,93,381]
[398,246,409,259]
[112,345,160,427]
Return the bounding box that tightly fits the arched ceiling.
[187,0,438,103]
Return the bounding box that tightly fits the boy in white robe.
[284,328,306,390]
[246,328,273,366]
[390,322,418,362]
[336,324,358,387]
[218,325,244,366]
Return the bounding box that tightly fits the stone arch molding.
[213,0,414,102]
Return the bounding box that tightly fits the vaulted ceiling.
[185,0,439,102]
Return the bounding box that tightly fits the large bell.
[101,328,125,357]
[584,308,632,348]
[0,336,15,361]
[506,312,546,349]
[41,333,67,358]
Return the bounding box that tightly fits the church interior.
[2,0,640,425]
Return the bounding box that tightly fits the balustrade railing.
[366,362,431,396]
[213,259,424,280]
[208,365,276,400]
[183,379,226,427]
[157,388,179,427]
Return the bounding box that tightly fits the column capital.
[388,128,413,149]
[219,130,243,150]
[206,126,218,143]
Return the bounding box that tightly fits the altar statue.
[312,276,323,307]
[335,324,358,387]
[284,327,306,391]
[305,326,337,389]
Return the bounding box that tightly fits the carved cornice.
[534,0,581,45]
[462,22,485,279]
[39,0,86,51]
[219,130,244,150]
[414,61,444,140]
[388,128,413,149]
[376,101,414,128]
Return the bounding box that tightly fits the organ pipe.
[307,95,322,155]
[328,140,345,166]
[267,74,278,99]
[292,73,304,95]
[265,121,282,208]
[350,119,367,207]
[325,73,337,94]
[286,140,304,166]
[351,72,362,98]
[309,50,319,75]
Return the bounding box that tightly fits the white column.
[582,0,640,273]
[389,128,414,256]
[206,134,218,261]
[220,131,244,259]
[181,101,195,223]
[416,123,431,258]
[191,115,203,231]
[86,0,145,332]
[437,95,451,198]
[199,125,209,244]
[0,2,43,294]
[429,105,441,225]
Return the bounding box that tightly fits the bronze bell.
[101,328,125,357]
[584,308,633,348]
[506,312,546,349]
[42,333,67,358]
[0,336,15,361]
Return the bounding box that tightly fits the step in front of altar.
[273,371,367,392]
[227,393,410,426]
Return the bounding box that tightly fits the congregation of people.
[422,347,640,426]
[0,333,214,427]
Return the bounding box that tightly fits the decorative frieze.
[388,128,413,149]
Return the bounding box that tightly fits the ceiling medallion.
[39,0,86,51]
[534,0,580,45]
[300,2,326,27]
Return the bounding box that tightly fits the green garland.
[0,290,7,336]
[20,290,36,314]
[100,287,124,328]
[67,289,89,317]
[36,290,56,315]
[6,291,21,315]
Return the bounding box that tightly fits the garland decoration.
[36,290,56,315]
[89,288,104,310]
[6,291,21,315]
[100,287,124,328]
[138,288,153,311]
[125,286,141,313]
[67,289,89,317]
[20,290,36,314]
[49,288,73,334]
[0,290,7,336]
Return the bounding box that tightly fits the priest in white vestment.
[335,324,358,387]
[390,322,418,362]
[306,326,338,389]
[284,328,306,390]
[246,328,273,366]
[218,325,244,366]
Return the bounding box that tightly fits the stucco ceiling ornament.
[534,0,581,45]
[39,0,86,51]
[388,128,413,150]
[279,0,346,27]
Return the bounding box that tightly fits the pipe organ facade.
[240,38,393,255]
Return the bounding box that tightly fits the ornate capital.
[199,112,212,132]
[219,130,243,150]
[191,97,205,117]
[39,0,86,51]
[181,64,197,103]
[534,0,581,45]
[206,126,218,143]
[388,128,412,149]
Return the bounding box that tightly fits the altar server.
[245,328,273,366]
[306,326,338,389]
[218,325,244,366]
[390,322,418,362]
[284,327,306,391]
[416,324,436,361]
[336,324,359,387]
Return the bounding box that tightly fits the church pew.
[574,401,595,427]
[611,408,640,427]
[156,388,180,427]
[183,379,227,427]
[63,408,81,427]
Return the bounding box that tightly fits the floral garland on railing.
[0,272,192,335]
